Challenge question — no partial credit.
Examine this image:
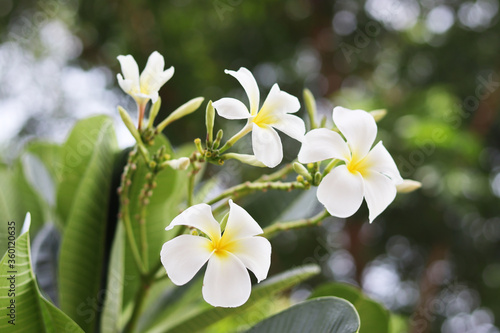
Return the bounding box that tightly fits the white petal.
[117,55,140,88]
[317,164,364,218]
[259,84,300,116]
[202,252,251,307]
[223,200,263,241]
[166,204,221,242]
[225,68,260,115]
[160,235,212,285]
[213,98,251,119]
[272,113,306,142]
[298,128,350,163]
[333,106,377,158]
[140,51,172,93]
[363,170,397,222]
[363,141,403,184]
[251,124,283,168]
[117,74,133,94]
[230,236,271,282]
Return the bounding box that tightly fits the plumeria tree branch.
[262,209,331,239]
[206,180,308,205]
[118,149,147,275]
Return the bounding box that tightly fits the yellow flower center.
[208,237,235,257]
[252,108,277,128]
[346,154,369,176]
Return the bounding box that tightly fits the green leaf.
[57,115,115,226]
[0,164,45,253]
[389,314,409,333]
[245,297,360,333]
[101,223,126,333]
[146,264,321,333]
[24,142,63,186]
[57,116,118,332]
[0,230,84,332]
[309,283,390,333]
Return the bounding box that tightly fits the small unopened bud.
[314,172,322,185]
[194,138,204,154]
[303,88,317,129]
[147,97,162,129]
[370,109,387,122]
[156,97,204,132]
[165,157,190,170]
[118,106,142,143]
[206,100,215,146]
[293,162,312,180]
[396,179,422,193]
[296,175,304,182]
[213,129,223,149]
[149,161,157,169]
[223,153,266,167]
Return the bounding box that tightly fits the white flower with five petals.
[160,200,271,307]
[117,51,174,106]
[213,67,305,168]
[298,107,403,222]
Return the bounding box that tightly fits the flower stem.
[119,150,146,275]
[262,210,330,239]
[122,273,153,332]
[218,122,252,154]
[206,180,306,205]
[255,162,295,182]
[138,103,146,130]
[322,159,341,177]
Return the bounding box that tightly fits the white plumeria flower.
[213,67,305,168]
[298,107,403,222]
[160,200,271,307]
[116,51,174,106]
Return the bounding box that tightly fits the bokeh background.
[1,0,499,332]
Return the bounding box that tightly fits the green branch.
[118,149,146,275]
[206,180,306,205]
[262,210,330,239]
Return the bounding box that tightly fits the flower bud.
[147,97,162,129]
[396,179,422,193]
[370,109,387,122]
[314,172,322,186]
[293,162,312,180]
[194,138,204,154]
[164,157,190,170]
[303,88,317,129]
[118,106,142,143]
[223,153,267,167]
[157,97,204,132]
[213,129,223,149]
[206,100,215,146]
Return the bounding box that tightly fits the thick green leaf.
[0,230,84,332]
[146,264,321,333]
[246,297,360,333]
[309,283,390,333]
[24,142,63,186]
[57,115,115,226]
[58,116,118,332]
[101,223,126,333]
[0,164,45,254]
